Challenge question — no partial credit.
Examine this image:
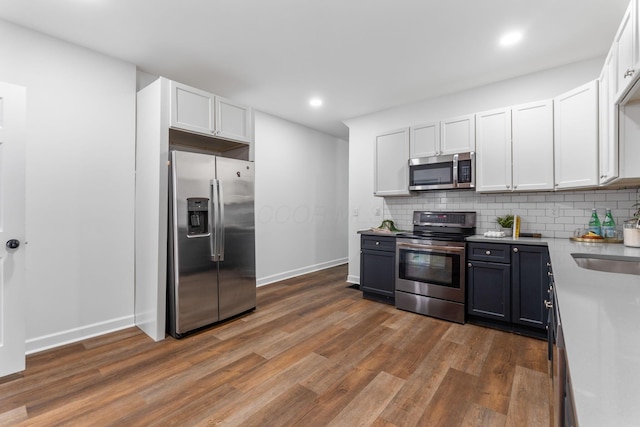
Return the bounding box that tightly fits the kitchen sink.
[571,253,640,276]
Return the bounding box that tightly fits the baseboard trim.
[257,258,348,287]
[347,274,360,284]
[26,315,135,355]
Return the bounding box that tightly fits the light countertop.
[546,238,640,427]
[470,235,640,427]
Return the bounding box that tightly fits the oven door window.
[399,249,460,288]
[410,162,453,187]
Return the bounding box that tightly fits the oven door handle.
[397,242,465,253]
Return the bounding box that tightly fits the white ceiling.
[0,0,630,138]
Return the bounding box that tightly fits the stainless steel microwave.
[409,152,475,191]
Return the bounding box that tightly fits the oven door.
[395,239,465,303]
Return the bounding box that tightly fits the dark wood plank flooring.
[0,264,551,426]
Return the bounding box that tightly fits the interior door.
[0,82,27,377]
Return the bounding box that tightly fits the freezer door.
[216,157,256,319]
[169,151,219,335]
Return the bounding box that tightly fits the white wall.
[344,57,612,283]
[0,20,137,353]
[254,112,348,285]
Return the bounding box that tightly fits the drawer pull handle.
[485,250,491,255]
[513,247,519,253]
[468,263,472,268]
[375,242,380,245]
[544,300,553,309]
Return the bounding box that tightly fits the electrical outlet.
[550,206,560,218]
[353,208,359,217]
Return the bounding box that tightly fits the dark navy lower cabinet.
[512,245,550,329]
[360,234,395,304]
[467,260,511,321]
[467,241,549,338]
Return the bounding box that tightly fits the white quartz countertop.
[547,238,640,427]
[469,235,640,426]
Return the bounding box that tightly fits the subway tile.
[546,223,565,231]
[535,217,556,224]
[385,188,637,233]
[585,193,607,201]
[555,217,578,224]
[526,195,546,202]
[606,193,631,201]
[527,209,545,216]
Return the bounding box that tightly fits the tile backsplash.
[383,186,640,238]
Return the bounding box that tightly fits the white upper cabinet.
[599,48,619,185]
[374,128,411,197]
[614,1,638,101]
[554,80,599,190]
[170,81,215,135]
[475,108,512,192]
[512,100,554,191]
[410,122,440,158]
[618,100,640,184]
[475,101,553,193]
[441,114,475,154]
[215,96,252,143]
[169,80,253,144]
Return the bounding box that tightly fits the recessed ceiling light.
[309,98,323,108]
[499,31,523,47]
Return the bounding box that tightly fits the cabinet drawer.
[361,235,396,251]
[467,242,511,263]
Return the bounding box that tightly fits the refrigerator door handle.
[218,180,225,261]
[210,179,219,261]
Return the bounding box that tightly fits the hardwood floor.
[0,265,551,426]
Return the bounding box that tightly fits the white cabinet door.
[169,81,215,135]
[618,100,640,182]
[512,100,554,191]
[441,114,475,154]
[410,122,440,157]
[600,49,619,185]
[215,96,253,143]
[475,108,512,192]
[554,80,599,190]
[374,128,411,196]
[0,82,27,377]
[614,1,637,101]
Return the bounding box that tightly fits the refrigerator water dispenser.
[187,197,209,235]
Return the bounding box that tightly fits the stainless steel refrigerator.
[167,150,256,338]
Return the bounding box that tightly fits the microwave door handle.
[452,153,459,187]
[469,151,476,188]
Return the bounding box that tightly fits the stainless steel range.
[395,211,476,324]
